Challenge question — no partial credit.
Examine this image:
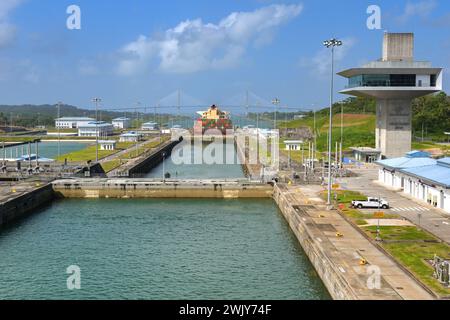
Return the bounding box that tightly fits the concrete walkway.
[340,167,450,245]
[284,184,434,300]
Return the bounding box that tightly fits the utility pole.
[9,112,13,136]
[246,90,249,119]
[340,101,344,167]
[92,98,102,162]
[272,98,280,131]
[177,89,181,128]
[323,38,343,208]
[57,102,62,158]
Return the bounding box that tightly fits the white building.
[119,132,142,143]
[377,152,450,213]
[399,158,450,213]
[142,122,159,131]
[78,121,114,138]
[376,151,436,189]
[112,117,131,129]
[351,147,382,163]
[284,140,303,151]
[55,117,95,129]
[99,140,116,151]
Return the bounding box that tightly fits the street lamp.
[272,98,280,130]
[92,98,102,162]
[323,38,343,208]
[56,102,62,158]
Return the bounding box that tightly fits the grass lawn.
[56,145,116,162]
[363,226,437,242]
[383,241,450,297]
[282,113,376,152]
[119,140,165,160]
[101,159,123,173]
[0,137,39,143]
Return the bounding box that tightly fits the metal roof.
[112,117,131,121]
[376,153,436,170]
[400,158,450,188]
[78,121,113,128]
[56,117,94,121]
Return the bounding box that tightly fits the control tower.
[338,33,443,158]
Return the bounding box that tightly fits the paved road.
[340,167,450,245]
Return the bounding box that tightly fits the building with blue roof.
[376,151,437,188]
[112,117,131,129]
[78,121,114,137]
[55,117,95,129]
[399,158,450,213]
[376,152,450,213]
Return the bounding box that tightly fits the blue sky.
[0,0,449,113]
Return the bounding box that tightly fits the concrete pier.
[273,184,434,300]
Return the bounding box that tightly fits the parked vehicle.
[351,197,390,209]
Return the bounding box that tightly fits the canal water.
[0,199,330,300]
[145,141,245,179]
[2,141,89,160]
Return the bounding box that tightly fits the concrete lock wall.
[52,181,274,199]
[273,185,358,300]
[128,140,181,177]
[0,184,55,228]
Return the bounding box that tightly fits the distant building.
[112,117,131,129]
[55,117,95,129]
[294,115,306,120]
[376,152,450,213]
[119,132,142,143]
[142,122,159,131]
[284,140,303,151]
[99,140,116,151]
[78,121,114,137]
[351,147,382,163]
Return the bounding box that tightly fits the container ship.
[194,105,233,135]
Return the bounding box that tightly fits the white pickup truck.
[351,197,390,209]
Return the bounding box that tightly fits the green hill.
[281,93,450,152]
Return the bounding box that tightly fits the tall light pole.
[323,38,343,208]
[340,101,344,168]
[57,102,62,158]
[92,98,102,162]
[272,98,280,130]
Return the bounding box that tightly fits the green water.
[3,141,89,160]
[0,199,330,300]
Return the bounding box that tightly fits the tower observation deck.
[338,33,443,158]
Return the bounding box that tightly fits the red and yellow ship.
[194,105,233,135]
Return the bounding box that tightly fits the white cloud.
[0,0,22,48]
[117,3,303,75]
[299,38,356,76]
[397,0,436,23]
